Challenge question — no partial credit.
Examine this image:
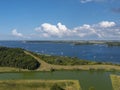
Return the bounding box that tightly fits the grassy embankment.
[0,80,81,90]
[110,75,120,90]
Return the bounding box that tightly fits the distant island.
[24,40,120,46]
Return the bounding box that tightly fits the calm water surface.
[0,41,120,63]
[0,71,120,90]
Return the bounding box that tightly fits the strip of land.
[110,75,120,90]
[0,80,81,90]
[0,67,29,72]
[26,40,120,46]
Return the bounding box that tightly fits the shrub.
[50,84,64,90]
[89,86,95,90]
[0,47,40,70]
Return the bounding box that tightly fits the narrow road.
[24,51,52,71]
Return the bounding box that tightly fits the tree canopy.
[0,47,40,70]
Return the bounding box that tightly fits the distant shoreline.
[24,40,120,46]
[1,40,120,46]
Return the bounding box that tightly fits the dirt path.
[24,51,52,71]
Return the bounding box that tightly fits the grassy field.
[0,80,81,90]
[0,67,30,72]
[110,75,120,90]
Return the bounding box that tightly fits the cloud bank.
[80,0,106,3]
[12,29,23,37]
[99,21,116,28]
[35,23,70,38]
[35,21,120,40]
[11,21,120,40]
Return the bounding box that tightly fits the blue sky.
[0,0,120,40]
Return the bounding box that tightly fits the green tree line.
[0,47,40,70]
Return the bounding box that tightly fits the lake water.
[0,71,120,90]
[0,41,120,63]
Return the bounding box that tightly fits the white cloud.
[73,24,97,37]
[80,0,93,3]
[80,0,106,3]
[35,22,71,38]
[35,21,120,40]
[99,21,116,28]
[12,29,23,37]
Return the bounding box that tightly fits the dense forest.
[0,47,40,70]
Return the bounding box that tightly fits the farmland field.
[0,80,80,90]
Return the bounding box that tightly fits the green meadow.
[111,75,120,90]
[0,80,80,90]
